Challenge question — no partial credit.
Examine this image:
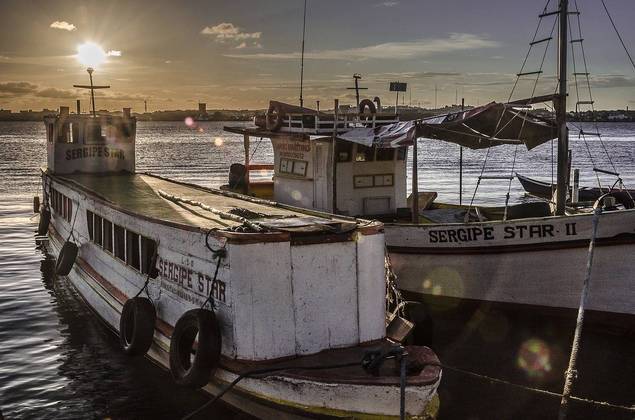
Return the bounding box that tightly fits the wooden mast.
[555,0,569,215]
[411,122,419,223]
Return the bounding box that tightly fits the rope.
[600,0,635,73]
[558,202,603,419]
[133,242,160,301]
[200,229,227,310]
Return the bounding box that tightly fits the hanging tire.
[55,241,78,275]
[359,98,377,114]
[37,208,50,236]
[169,309,222,388]
[119,297,157,356]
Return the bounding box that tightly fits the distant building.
[0,109,10,115]
[198,103,207,115]
[608,114,628,121]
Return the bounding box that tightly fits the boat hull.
[43,173,441,419]
[385,209,635,316]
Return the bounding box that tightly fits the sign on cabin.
[389,82,407,92]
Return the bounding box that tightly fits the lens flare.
[184,117,195,127]
[517,338,552,380]
[214,137,224,146]
[76,42,107,68]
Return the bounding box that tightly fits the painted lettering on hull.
[428,222,577,244]
[65,146,126,160]
[157,256,227,305]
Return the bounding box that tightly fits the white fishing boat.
[37,101,442,418]
[223,1,635,319]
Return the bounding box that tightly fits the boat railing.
[278,112,400,135]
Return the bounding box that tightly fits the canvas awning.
[338,102,557,150]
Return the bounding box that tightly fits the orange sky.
[1,0,634,111]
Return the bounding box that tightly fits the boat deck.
[51,171,364,233]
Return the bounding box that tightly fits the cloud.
[225,33,499,61]
[201,22,262,48]
[50,21,76,31]
[375,1,399,7]
[38,87,77,99]
[107,50,122,57]
[0,81,39,97]
[588,74,635,89]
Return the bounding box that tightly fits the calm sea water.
[0,120,633,419]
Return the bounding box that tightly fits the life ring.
[37,208,50,236]
[169,309,222,388]
[119,297,157,356]
[266,103,284,131]
[55,241,78,275]
[359,99,377,114]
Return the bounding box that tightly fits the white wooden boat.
[221,2,635,318]
[38,106,442,419]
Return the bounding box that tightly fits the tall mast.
[299,0,307,108]
[555,0,569,215]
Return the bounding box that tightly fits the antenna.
[299,0,307,108]
[347,73,367,109]
[73,67,110,117]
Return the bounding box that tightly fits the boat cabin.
[44,106,136,174]
[225,101,410,217]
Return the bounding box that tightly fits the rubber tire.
[55,241,78,276]
[37,208,50,236]
[119,297,156,356]
[359,98,377,114]
[169,309,222,388]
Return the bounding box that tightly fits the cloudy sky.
[1,0,634,111]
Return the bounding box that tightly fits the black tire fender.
[37,208,50,236]
[169,309,222,388]
[359,98,377,114]
[119,297,157,356]
[55,241,78,276]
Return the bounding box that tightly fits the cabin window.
[62,196,69,220]
[71,123,80,144]
[335,140,353,162]
[114,225,126,261]
[103,220,113,253]
[86,210,94,240]
[396,147,407,160]
[141,237,157,275]
[57,123,71,143]
[67,199,73,223]
[280,158,308,177]
[94,215,103,246]
[126,230,141,271]
[86,122,105,144]
[376,148,394,161]
[47,124,54,143]
[355,145,374,162]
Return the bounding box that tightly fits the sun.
[76,42,107,68]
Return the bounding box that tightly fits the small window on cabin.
[376,148,394,161]
[335,140,353,162]
[94,215,103,247]
[280,158,290,174]
[86,122,105,144]
[47,124,54,143]
[141,237,157,275]
[86,211,94,241]
[71,123,80,144]
[67,199,73,222]
[62,196,68,220]
[103,220,113,253]
[57,123,71,143]
[114,225,125,261]
[292,160,307,176]
[355,145,375,162]
[126,230,141,271]
[396,147,407,160]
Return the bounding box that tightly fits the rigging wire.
[600,0,635,73]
